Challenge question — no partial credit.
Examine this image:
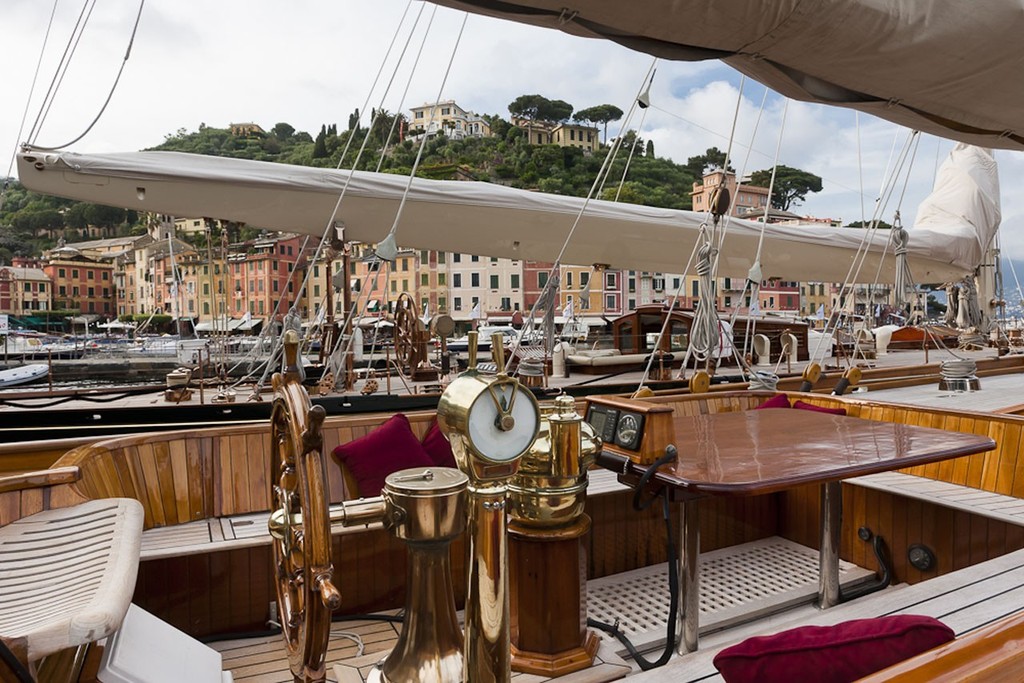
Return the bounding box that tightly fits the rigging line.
[291,1,424,356]
[383,9,467,242]
[734,98,788,375]
[595,79,652,199]
[31,0,147,151]
[810,131,917,361]
[321,6,442,378]
[33,0,98,143]
[512,60,658,362]
[1,0,60,213]
[25,0,92,144]
[374,6,434,174]
[857,112,865,226]
[650,102,868,201]
[612,108,649,203]
[644,81,759,385]
[866,132,922,302]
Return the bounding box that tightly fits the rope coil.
[940,359,977,380]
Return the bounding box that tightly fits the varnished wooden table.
[605,407,996,654]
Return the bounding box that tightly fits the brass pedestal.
[509,515,599,676]
[366,467,467,683]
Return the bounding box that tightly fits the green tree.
[347,109,361,131]
[313,125,328,158]
[686,147,731,177]
[748,165,823,211]
[539,99,573,122]
[645,140,655,158]
[573,104,624,143]
[271,122,295,140]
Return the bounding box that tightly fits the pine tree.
[313,125,328,158]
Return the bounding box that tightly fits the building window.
[454,297,462,311]
[438,273,446,286]
[490,275,499,289]
[500,297,511,311]
[511,274,520,289]
[421,274,429,287]
[566,272,573,287]
[606,295,615,309]
[453,253,461,263]
[58,268,65,278]
[402,259,409,272]
[538,272,548,288]
[692,280,699,297]
[580,272,589,287]
[72,269,79,279]
[471,255,479,262]
[605,272,616,288]
[471,273,480,287]
[453,273,462,287]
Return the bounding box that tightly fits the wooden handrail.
[0,466,80,495]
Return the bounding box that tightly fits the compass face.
[466,384,540,462]
[614,412,644,450]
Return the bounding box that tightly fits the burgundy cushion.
[794,400,847,416]
[422,419,457,468]
[331,414,433,497]
[754,394,791,410]
[713,615,955,683]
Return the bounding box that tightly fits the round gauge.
[615,413,641,450]
[466,383,540,462]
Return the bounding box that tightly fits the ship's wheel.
[393,292,423,369]
[269,330,340,683]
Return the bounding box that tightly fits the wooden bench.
[0,467,143,675]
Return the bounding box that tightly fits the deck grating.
[214,537,872,681]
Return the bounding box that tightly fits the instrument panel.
[586,404,645,452]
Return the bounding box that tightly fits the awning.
[232,317,263,331]
[69,314,101,325]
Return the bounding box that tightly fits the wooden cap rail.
[858,611,1024,681]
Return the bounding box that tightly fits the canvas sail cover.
[425,0,1024,151]
[16,148,996,283]
[912,144,1001,270]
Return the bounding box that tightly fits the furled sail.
[425,0,1024,151]
[16,148,995,283]
[912,144,1001,271]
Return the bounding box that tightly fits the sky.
[3,0,1024,263]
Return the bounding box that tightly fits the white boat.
[0,363,49,388]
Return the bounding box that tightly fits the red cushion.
[422,419,457,468]
[713,615,955,683]
[754,394,791,410]
[794,400,847,416]
[331,414,433,497]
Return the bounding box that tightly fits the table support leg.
[818,480,842,608]
[677,498,700,654]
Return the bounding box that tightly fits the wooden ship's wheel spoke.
[393,291,418,369]
[268,330,339,683]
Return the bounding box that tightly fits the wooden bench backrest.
[50,410,440,530]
